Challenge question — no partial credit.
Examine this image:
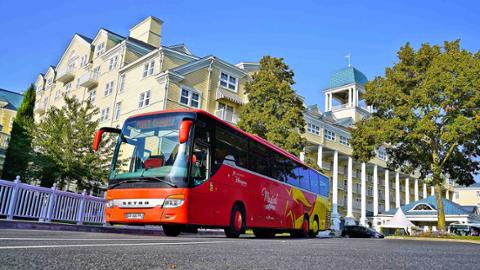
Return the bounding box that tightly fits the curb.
[0,219,225,237]
[386,236,480,245]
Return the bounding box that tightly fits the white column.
[423,182,427,199]
[446,190,450,200]
[384,170,390,212]
[360,162,367,225]
[328,93,332,111]
[431,185,434,196]
[348,88,352,107]
[347,157,353,217]
[395,172,400,208]
[317,145,323,169]
[325,93,329,111]
[405,178,410,204]
[373,165,378,216]
[331,150,340,230]
[414,179,419,201]
[299,151,305,162]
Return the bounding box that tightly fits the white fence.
[0,177,106,225]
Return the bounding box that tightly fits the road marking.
[0,240,228,250]
[0,238,171,241]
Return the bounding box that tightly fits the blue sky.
[0,1,479,180]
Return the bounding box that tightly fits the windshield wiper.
[109,176,177,189]
[141,176,177,188]
[109,179,145,189]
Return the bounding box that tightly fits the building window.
[109,55,118,71]
[93,66,100,76]
[95,42,105,57]
[307,123,320,135]
[54,90,60,101]
[138,90,151,108]
[114,102,121,120]
[80,55,88,67]
[143,60,155,78]
[118,74,125,93]
[378,148,387,160]
[104,81,114,96]
[476,191,480,198]
[64,82,72,95]
[219,72,238,92]
[455,192,459,199]
[43,97,49,110]
[47,78,53,88]
[411,203,435,211]
[87,89,96,102]
[339,135,350,146]
[179,87,201,108]
[100,107,110,122]
[324,130,336,141]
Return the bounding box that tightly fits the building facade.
[300,66,453,228]
[453,183,480,208]
[34,16,258,128]
[0,88,23,172]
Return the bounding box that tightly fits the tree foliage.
[351,40,480,230]
[28,95,114,191]
[2,84,35,180]
[237,56,306,156]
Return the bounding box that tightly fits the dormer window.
[220,72,238,92]
[143,60,155,78]
[411,203,435,211]
[95,42,105,57]
[109,55,119,71]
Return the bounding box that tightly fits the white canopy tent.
[381,208,415,234]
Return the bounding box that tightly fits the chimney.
[129,16,163,48]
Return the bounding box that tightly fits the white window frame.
[377,148,387,160]
[114,102,121,121]
[104,81,114,96]
[324,130,336,141]
[109,55,118,71]
[138,90,151,108]
[88,89,96,102]
[64,82,72,95]
[219,71,238,92]
[80,55,88,67]
[118,74,126,93]
[307,123,320,135]
[95,42,105,57]
[142,60,155,78]
[179,87,201,108]
[339,135,350,146]
[54,90,60,100]
[100,107,110,122]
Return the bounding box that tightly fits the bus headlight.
[106,200,114,208]
[163,195,185,208]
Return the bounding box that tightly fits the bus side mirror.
[179,120,193,144]
[93,127,121,151]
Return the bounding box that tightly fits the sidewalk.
[0,219,224,236]
[387,236,480,245]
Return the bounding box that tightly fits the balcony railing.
[215,109,239,124]
[56,66,75,83]
[79,71,99,88]
[331,103,349,111]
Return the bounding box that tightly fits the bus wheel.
[291,215,309,238]
[309,217,319,238]
[163,224,182,237]
[253,229,276,238]
[225,204,245,238]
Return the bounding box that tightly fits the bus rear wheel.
[253,228,276,238]
[163,224,182,237]
[309,217,320,238]
[225,204,245,238]
[291,216,309,238]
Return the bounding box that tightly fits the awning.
[216,88,245,105]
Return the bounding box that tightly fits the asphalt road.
[0,229,478,270]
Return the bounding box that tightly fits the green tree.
[29,95,114,190]
[2,84,35,181]
[350,40,480,231]
[238,56,306,156]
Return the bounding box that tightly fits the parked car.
[342,225,384,238]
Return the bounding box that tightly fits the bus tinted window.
[297,166,310,190]
[318,174,330,197]
[309,170,320,194]
[271,153,287,182]
[285,160,299,186]
[248,141,270,177]
[214,125,248,171]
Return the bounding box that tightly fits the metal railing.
[0,177,105,225]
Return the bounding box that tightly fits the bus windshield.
[109,113,193,188]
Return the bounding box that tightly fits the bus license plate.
[125,213,144,219]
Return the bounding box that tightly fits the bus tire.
[253,228,276,238]
[291,215,309,238]
[224,204,245,238]
[309,216,320,238]
[163,224,182,237]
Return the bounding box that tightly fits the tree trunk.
[434,183,446,231]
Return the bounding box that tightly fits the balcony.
[79,71,99,88]
[215,109,239,124]
[56,66,75,83]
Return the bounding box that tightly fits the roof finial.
[345,52,351,67]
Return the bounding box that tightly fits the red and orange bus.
[94,109,330,238]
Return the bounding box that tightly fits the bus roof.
[127,109,308,168]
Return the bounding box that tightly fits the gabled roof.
[383,196,474,216]
[0,88,23,110]
[172,55,248,77]
[167,44,193,55]
[326,66,368,89]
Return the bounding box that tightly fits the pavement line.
[0,240,228,250]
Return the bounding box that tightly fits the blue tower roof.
[0,88,23,110]
[327,66,368,89]
[384,196,474,216]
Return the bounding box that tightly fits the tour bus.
[94,109,330,238]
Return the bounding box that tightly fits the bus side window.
[298,166,310,190]
[213,124,248,172]
[285,160,299,187]
[310,170,320,194]
[248,141,270,177]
